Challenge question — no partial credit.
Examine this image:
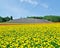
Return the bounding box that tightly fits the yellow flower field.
[0,23,60,48]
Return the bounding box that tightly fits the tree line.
[27,15,60,22]
[0,16,13,22]
[0,15,60,22]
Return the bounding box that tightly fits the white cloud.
[40,3,49,9]
[20,0,38,6]
[3,5,32,19]
[0,0,36,19]
[20,0,49,9]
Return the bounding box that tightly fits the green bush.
[27,15,60,22]
[0,16,13,22]
[43,15,60,22]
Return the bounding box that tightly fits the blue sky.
[0,0,60,19]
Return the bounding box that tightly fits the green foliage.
[50,41,60,48]
[43,15,60,22]
[0,16,3,22]
[6,44,10,48]
[27,15,60,22]
[0,16,13,22]
[27,16,43,19]
[10,16,13,20]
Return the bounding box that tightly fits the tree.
[0,16,13,22]
[0,16,3,22]
[10,16,13,20]
[27,15,60,22]
[27,16,43,19]
[2,16,10,22]
[43,15,60,22]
